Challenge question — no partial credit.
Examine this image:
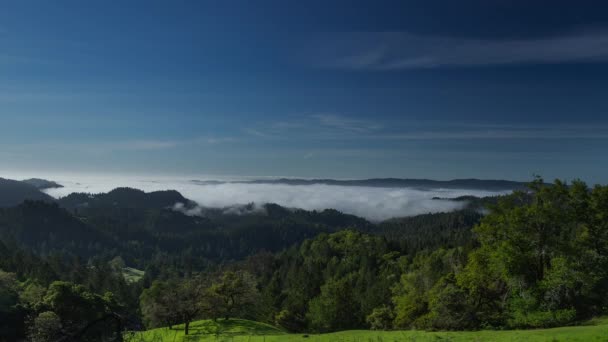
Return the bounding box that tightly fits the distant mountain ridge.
[192,178,530,191]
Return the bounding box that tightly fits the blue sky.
[1,1,608,183]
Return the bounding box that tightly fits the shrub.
[366,305,394,330]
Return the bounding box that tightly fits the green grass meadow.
[127,317,608,342]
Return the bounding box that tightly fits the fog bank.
[28,174,508,221]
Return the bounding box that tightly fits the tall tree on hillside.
[140,278,206,335]
[209,271,259,321]
[140,280,180,329]
[176,278,206,335]
[307,276,362,332]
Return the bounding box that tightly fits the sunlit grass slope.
[128,317,608,342]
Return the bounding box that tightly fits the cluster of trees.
[1,178,607,339]
[260,231,400,332]
[451,179,608,328]
[0,272,127,341]
[0,240,140,341]
[140,271,259,335]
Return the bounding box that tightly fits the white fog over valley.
[4,173,510,221]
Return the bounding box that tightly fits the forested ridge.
[1,178,607,341]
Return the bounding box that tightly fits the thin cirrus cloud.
[311,114,383,133]
[244,114,383,140]
[245,115,608,141]
[112,136,236,150]
[310,30,608,70]
[2,136,236,154]
[373,127,608,140]
[104,136,236,150]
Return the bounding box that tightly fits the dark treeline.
[1,178,607,341]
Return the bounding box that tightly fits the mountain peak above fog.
[21,178,64,190]
[58,187,191,210]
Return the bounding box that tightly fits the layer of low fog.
[34,174,507,221]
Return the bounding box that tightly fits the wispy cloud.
[245,115,608,141]
[3,136,236,154]
[105,140,180,151]
[312,114,383,132]
[372,127,608,140]
[94,137,237,151]
[243,128,277,139]
[310,30,608,70]
[109,136,236,150]
[244,114,383,140]
[303,152,315,159]
[204,137,236,144]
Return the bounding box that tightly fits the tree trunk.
[538,253,544,281]
[185,321,190,335]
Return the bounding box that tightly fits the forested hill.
[0,177,496,265]
[0,178,56,207]
[0,183,483,272]
[197,178,529,190]
[57,187,192,209]
[0,201,118,257]
[0,196,381,265]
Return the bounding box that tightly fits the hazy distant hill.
[194,178,529,191]
[21,178,64,190]
[0,178,56,207]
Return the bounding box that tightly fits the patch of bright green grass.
[122,267,145,283]
[127,317,608,342]
[127,319,285,342]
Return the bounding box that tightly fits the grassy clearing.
[128,317,608,342]
[122,267,145,283]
